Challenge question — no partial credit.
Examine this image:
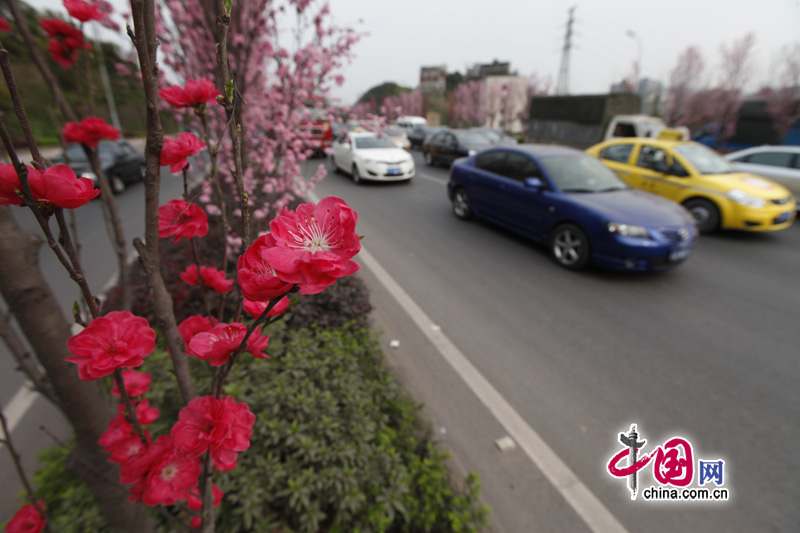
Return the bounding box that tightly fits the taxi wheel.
[329,156,338,174]
[351,164,362,185]
[683,198,719,234]
[424,151,435,167]
[550,223,590,270]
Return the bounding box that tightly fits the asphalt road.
[309,151,800,533]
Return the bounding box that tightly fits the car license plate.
[387,168,401,176]
[774,212,791,224]
[669,247,692,262]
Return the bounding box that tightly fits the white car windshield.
[674,144,737,175]
[354,137,397,149]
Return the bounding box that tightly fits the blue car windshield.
[540,155,628,193]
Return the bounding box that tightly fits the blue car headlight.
[607,222,650,238]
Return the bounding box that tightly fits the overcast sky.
[27,0,800,105]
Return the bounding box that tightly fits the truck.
[527,93,673,149]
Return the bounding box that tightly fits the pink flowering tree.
[382,89,423,120]
[766,42,800,138]
[452,79,486,127]
[0,1,365,532]
[154,0,362,239]
[663,46,706,126]
[710,33,756,146]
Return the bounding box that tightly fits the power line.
[556,6,576,95]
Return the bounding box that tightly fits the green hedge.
[28,325,489,532]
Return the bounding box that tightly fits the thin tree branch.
[128,0,197,404]
[0,399,54,533]
[0,308,57,405]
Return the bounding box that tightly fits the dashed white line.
[0,384,37,449]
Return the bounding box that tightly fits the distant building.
[610,77,665,116]
[466,60,512,80]
[420,65,447,95]
[484,75,528,135]
[638,78,665,116]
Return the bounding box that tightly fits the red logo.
[607,425,694,499]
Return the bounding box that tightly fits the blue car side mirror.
[524,177,543,189]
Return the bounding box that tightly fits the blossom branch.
[213,288,296,398]
[214,1,249,247]
[0,398,54,533]
[129,0,197,404]
[198,452,214,532]
[80,23,96,117]
[0,118,101,318]
[5,0,79,124]
[0,42,45,169]
[197,111,230,277]
[81,145,131,310]
[112,369,148,445]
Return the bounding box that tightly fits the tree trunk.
[0,206,156,533]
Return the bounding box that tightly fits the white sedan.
[330,131,415,184]
[724,145,800,210]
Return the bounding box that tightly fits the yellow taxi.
[586,139,796,233]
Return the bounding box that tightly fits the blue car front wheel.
[550,223,590,270]
[452,187,472,220]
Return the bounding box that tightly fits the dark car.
[52,140,146,194]
[471,127,518,146]
[447,144,698,271]
[423,129,493,168]
[407,125,434,149]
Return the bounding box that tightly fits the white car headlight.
[607,222,650,238]
[468,149,477,156]
[727,189,766,208]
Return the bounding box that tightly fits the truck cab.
[604,115,673,141]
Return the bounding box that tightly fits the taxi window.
[598,144,634,164]
[636,146,668,171]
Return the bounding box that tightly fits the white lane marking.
[415,172,447,185]
[308,188,629,533]
[0,384,37,449]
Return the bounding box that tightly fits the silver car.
[724,146,800,210]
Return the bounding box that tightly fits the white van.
[396,116,428,131]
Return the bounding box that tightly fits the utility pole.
[556,6,576,96]
[93,24,122,131]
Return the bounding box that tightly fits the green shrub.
[29,443,110,533]
[30,325,489,532]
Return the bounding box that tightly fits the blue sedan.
[447,144,698,271]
